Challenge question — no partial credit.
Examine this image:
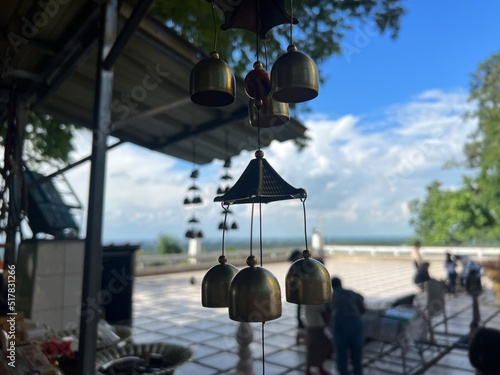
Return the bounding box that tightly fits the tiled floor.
[131,256,500,374]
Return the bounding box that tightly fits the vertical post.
[466,266,483,339]
[3,95,25,272]
[235,322,254,375]
[77,1,116,374]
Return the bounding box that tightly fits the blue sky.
[64,1,500,245]
[320,0,500,117]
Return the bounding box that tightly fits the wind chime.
[192,0,331,372]
[217,130,238,232]
[184,140,203,240]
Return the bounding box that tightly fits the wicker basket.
[95,342,193,374]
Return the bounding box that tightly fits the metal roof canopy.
[1,1,307,165]
[1,0,307,373]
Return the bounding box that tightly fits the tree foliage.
[150,0,405,76]
[409,179,495,245]
[23,112,76,168]
[0,112,75,169]
[409,51,500,245]
[156,234,182,254]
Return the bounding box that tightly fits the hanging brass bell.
[285,250,332,304]
[190,51,236,107]
[202,255,239,307]
[229,255,282,322]
[248,96,289,128]
[271,44,319,103]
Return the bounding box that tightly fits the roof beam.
[102,0,155,70]
[111,97,191,132]
[152,107,249,150]
[110,107,248,155]
[24,5,101,104]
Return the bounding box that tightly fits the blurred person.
[414,261,431,292]
[468,327,500,375]
[326,277,365,375]
[289,249,305,338]
[301,303,330,375]
[444,252,457,293]
[411,240,423,269]
[311,228,326,263]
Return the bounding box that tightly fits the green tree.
[156,234,182,254]
[409,179,495,245]
[150,0,404,76]
[465,51,500,236]
[409,51,500,245]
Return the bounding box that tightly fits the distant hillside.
[107,235,413,254]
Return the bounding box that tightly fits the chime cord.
[260,202,265,375]
[250,203,254,257]
[301,196,309,251]
[221,203,229,256]
[262,322,265,374]
[211,1,218,51]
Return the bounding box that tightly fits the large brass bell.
[190,51,236,107]
[248,96,289,128]
[202,255,239,307]
[285,250,331,304]
[271,44,319,103]
[229,255,282,322]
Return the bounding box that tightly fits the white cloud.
[259,88,477,238]
[61,88,477,242]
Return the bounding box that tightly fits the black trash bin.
[100,244,140,326]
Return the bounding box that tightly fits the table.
[363,306,428,374]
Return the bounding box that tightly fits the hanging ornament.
[212,0,298,39]
[190,3,235,107]
[217,130,238,232]
[184,140,203,239]
[244,61,271,100]
[202,205,238,307]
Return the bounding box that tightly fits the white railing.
[136,247,292,272]
[324,245,500,260]
[135,245,500,274]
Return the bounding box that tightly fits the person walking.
[414,261,431,292]
[411,240,423,269]
[326,277,365,375]
[301,304,330,375]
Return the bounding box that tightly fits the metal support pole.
[470,294,480,333]
[77,1,117,373]
[3,94,25,271]
[102,0,155,70]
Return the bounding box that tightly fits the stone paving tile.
[132,257,499,374]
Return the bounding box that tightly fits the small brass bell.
[285,250,332,304]
[229,255,282,322]
[190,51,236,107]
[202,255,239,307]
[248,96,289,128]
[271,44,319,103]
